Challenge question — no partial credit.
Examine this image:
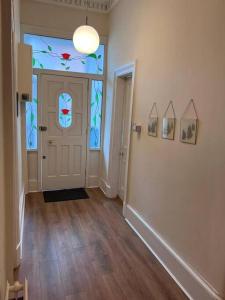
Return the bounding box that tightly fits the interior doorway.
[39,74,88,191]
[109,62,135,209]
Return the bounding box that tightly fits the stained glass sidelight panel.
[58,93,73,128]
[26,75,38,150]
[24,34,104,75]
[90,80,103,149]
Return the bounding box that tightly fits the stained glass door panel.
[26,75,38,150]
[58,92,73,128]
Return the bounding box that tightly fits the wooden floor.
[16,188,187,300]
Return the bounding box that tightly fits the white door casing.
[118,77,132,200]
[40,74,88,190]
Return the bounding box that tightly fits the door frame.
[108,62,136,214]
[21,26,107,193]
[118,76,132,201]
[36,70,91,191]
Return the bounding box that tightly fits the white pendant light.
[73,2,100,55]
[73,24,100,54]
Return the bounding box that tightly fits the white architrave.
[107,62,136,214]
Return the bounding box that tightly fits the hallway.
[16,189,187,300]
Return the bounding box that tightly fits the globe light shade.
[73,25,100,54]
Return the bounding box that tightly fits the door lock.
[39,126,47,131]
[42,155,47,159]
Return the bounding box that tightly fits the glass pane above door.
[24,33,104,75]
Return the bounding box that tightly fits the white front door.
[40,74,88,191]
[118,77,132,200]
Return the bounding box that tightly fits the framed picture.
[148,102,158,137]
[162,101,176,140]
[148,117,158,137]
[162,117,175,140]
[180,119,198,144]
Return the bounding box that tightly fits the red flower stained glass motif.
[61,53,71,60]
[61,108,70,115]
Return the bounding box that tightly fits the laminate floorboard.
[16,188,188,300]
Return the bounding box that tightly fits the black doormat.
[43,188,89,203]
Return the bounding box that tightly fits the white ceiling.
[34,0,120,13]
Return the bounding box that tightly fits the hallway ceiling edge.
[33,0,120,13]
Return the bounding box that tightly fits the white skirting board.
[16,190,26,266]
[124,204,223,300]
[99,177,113,198]
[87,175,99,188]
[28,179,38,193]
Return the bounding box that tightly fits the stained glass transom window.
[26,75,38,150]
[58,93,73,128]
[90,80,103,149]
[24,34,104,75]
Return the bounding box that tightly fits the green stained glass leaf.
[98,55,102,59]
[48,45,52,51]
[32,58,36,66]
[81,61,86,64]
[87,53,97,59]
[95,93,99,104]
[40,63,44,69]
[66,66,70,70]
[91,102,95,107]
[99,113,102,119]
[41,50,48,53]
[93,115,97,126]
[98,67,103,72]
[33,98,38,104]
[30,112,34,123]
[61,63,65,66]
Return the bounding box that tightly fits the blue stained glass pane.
[58,93,73,128]
[24,34,104,75]
[26,75,38,150]
[90,80,103,149]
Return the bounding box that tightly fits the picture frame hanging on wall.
[162,101,176,140]
[148,102,158,137]
[180,99,198,145]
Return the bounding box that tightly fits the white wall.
[104,0,225,298]
[21,0,108,191]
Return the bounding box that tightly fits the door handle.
[39,126,47,131]
[42,155,47,159]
